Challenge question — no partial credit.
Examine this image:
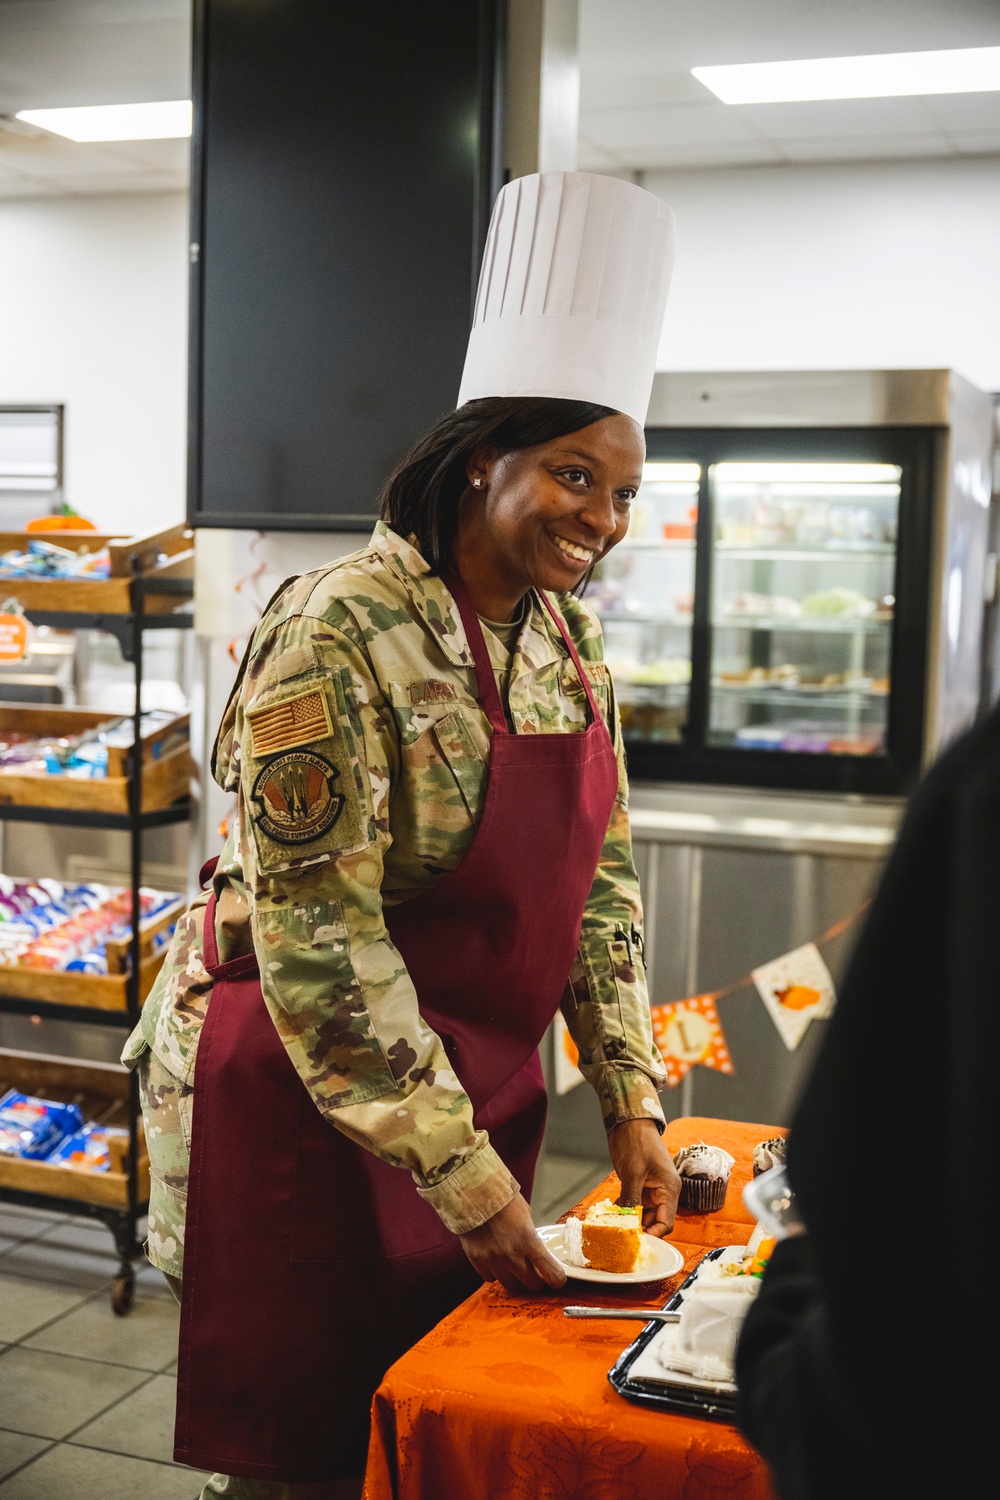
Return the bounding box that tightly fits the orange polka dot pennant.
[650,992,734,1088]
[553,1011,585,1095]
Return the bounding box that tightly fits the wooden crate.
[0,703,192,813]
[0,523,194,615]
[0,896,184,1014]
[0,1047,150,1208]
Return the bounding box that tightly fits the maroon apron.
[174,580,619,1481]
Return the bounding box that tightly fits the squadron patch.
[251,752,344,845]
[247,687,333,757]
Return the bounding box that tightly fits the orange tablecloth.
[363,1118,783,1500]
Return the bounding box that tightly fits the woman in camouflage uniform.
[125,397,679,1497]
[125,167,680,1498]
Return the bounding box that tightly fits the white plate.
[537,1223,685,1284]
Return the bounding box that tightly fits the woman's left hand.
[608,1119,681,1237]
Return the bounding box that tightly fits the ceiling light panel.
[692,46,1000,106]
[15,101,192,142]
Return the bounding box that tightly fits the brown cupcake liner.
[678,1173,729,1212]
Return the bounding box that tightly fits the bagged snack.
[0,1090,84,1160]
[47,1122,131,1173]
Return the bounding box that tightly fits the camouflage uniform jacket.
[126,523,666,1235]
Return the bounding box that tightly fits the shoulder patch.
[247,686,333,756]
[251,752,344,845]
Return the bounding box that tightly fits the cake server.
[563,1306,680,1322]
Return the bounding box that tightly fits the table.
[363,1117,783,1500]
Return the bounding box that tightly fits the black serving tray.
[607,1247,739,1423]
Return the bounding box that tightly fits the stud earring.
[472,478,484,489]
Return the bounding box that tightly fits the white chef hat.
[458,172,676,426]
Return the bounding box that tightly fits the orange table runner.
[363,1117,783,1500]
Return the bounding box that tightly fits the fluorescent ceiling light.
[643,462,701,483]
[714,464,901,484]
[692,46,1000,105]
[15,100,192,141]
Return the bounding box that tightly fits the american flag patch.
[247,687,334,757]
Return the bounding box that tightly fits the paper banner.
[650,993,734,1087]
[751,942,835,1051]
[553,1012,585,1095]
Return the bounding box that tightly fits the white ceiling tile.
[577,134,633,173]
[922,92,1000,131]
[89,137,191,172]
[580,100,765,151]
[581,70,709,111]
[629,140,784,170]
[735,96,941,143]
[779,133,954,162]
[949,130,1000,153]
[579,0,1000,75]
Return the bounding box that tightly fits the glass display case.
[590,462,698,746]
[709,461,898,758]
[589,370,996,796]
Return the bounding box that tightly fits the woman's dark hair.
[378,396,618,574]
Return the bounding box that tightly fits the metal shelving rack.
[0,570,194,1314]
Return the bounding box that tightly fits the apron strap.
[446,570,607,734]
[539,592,605,729]
[201,892,260,982]
[445,571,508,735]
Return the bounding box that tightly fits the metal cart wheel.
[111,1261,135,1317]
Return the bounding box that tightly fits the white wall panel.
[0,191,188,534]
[645,156,1000,393]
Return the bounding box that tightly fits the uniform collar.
[369,521,567,674]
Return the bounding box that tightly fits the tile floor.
[0,1152,609,1496]
[0,1203,206,1498]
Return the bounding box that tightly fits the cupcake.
[752,1137,787,1178]
[673,1143,735,1212]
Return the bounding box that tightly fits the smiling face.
[455,413,645,619]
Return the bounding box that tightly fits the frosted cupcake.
[752,1137,787,1177]
[673,1144,735,1212]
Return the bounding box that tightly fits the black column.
[188,0,504,530]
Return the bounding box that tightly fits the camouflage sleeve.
[561,620,668,1134]
[238,617,517,1235]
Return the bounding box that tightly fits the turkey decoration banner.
[650,992,734,1087]
[751,942,836,1050]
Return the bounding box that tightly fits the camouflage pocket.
[559,658,613,729]
[243,668,372,875]
[587,936,646,1062]
[388,684,487,866]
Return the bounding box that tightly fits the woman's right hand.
[459,1192,568,1293]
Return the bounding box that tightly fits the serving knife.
[563,1305,680,1322]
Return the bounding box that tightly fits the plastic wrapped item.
[742,1164,806,1241]
[0,883,175,972]
[0,539,111,581]
[0,710,184,780]
[0,1090,84,1160]
[47,1122,131,1173]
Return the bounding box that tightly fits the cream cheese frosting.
[655,1258,759,1382]
[752,1138,787,1174]
[672,1144,736,1178]
[562,1216,589,1267]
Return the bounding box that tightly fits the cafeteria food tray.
[607,1248,739,1423]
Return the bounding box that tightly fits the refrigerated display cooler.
[590,370,996,795]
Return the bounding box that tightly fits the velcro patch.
[251,752,344,845]
[247,687,333,756]
[408,679,457,706]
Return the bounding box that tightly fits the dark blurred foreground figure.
[735,699,998,1497]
